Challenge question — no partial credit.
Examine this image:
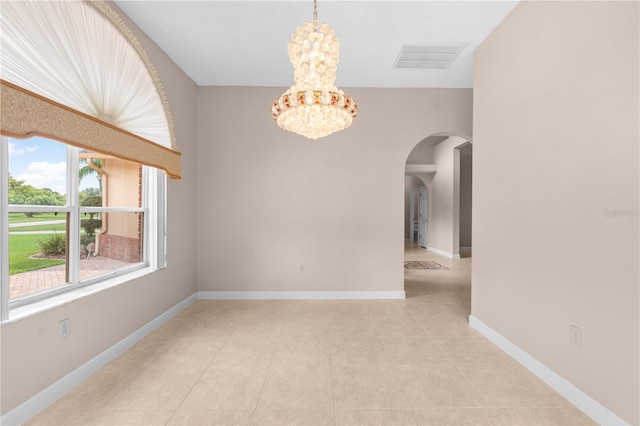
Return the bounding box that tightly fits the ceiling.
[114,1,519,88]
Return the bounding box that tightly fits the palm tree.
[79,158,104,194]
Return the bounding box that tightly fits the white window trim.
[1,137,9,322]
[1,136,166,322]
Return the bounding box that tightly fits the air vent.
[393,44,465,69]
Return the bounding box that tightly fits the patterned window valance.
[1,80,180,179]
[0,0,180,178]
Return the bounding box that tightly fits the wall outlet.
[299,264,305,272]
[59,318,70,338]
[569,325,581,347]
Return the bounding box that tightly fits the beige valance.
[1,80,181,179]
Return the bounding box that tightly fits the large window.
[1,136,166,318]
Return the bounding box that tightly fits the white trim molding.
[198,290,406,300]
[1,293,197,426]
[469,315,629,426]
[427,246,461,260]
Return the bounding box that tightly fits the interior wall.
[472,1,639,423]
[404,176,422,241]
[429,136,468,256]
[459,145,472,248]
[405,140,435,164]
[197,87,472,293]
[0,2,199,415]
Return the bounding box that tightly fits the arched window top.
[1,0,176,151]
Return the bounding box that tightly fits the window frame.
[1,136,167,322]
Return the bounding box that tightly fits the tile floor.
[26,245,596,425]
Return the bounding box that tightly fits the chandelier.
[271,0,358,140]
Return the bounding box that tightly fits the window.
[1,136,166,319]
[1,0,178,322]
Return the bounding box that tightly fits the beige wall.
[459,145,472,248]
[197,87,472,292]
[472,1,639,423]
[405,140,435,164]
[0,1,199,415]
[429,136,469,256]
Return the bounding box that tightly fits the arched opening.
[403,133,473,310]
[404,133,472,258]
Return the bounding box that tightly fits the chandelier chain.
[313,0,318,23]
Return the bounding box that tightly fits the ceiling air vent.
[393,44,465,70]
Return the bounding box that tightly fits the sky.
[8,136,100,195]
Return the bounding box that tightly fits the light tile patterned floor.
[25,245,596,425]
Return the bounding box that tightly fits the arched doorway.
[403,133,473,323]
[404,134,472,259]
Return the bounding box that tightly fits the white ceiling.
[114,1,519,88]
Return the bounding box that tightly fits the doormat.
[404,261,448,270]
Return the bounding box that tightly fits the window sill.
[3,267,157,325]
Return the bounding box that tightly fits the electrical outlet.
[59,318,70,338]
[569,325,581,347]
[299,264,305,272]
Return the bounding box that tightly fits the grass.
[9,212,64,223]
[9,233,65,275]
[9,223,67,232]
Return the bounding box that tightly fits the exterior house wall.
[96,159,142,263]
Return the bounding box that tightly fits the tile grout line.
[378,337,423,424]
[163,306,238,426]
[405,289,483,422]
[248,308,287,426]
[329,308,338,426]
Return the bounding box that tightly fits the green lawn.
[9,223,67,232]
[9,234,66,275]
[9,212,64,223]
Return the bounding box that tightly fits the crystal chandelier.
[271,0,358,140]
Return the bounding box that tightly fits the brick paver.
[10,256,132,300]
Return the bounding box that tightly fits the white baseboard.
[198,290,406,300]
[469,315,628,426]
[427,246,461,260]
[1,293,197,426]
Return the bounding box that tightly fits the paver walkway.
[10,256,131,299]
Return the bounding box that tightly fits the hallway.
[25,246,594,425]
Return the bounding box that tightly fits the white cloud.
[8,142,38,157]
[17,161,67,194]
